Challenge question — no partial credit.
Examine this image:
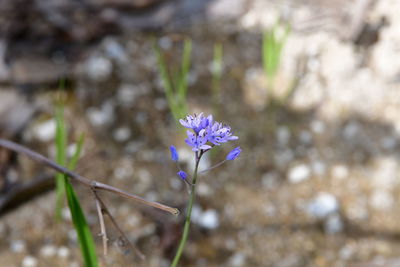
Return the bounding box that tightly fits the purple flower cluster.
[180,113,238,152]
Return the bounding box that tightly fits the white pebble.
[40,245,57,257]
[10,239,26,253]
[288,164,311,183]
[22,256,37,267]
[57,246,70,258]
[331,165,349,179]
[324,214,343,234]
[310,120,325,134]
[85,56,112,81]
[370,190,394,211]
[198,209,219,230]
[32,119,56,142]
[277,126,290,145]
[113,127,131,142]
[228,252,246,266]
[307,192,339,219]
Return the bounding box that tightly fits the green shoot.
[155,38,192,122]
[211,43,223,114]
[54,102,98,267]
[262,20,290,83]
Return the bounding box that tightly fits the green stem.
[171,156,200,267]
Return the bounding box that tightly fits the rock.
[22,256,38,267]
[370,189,394,211]
[191,205,220,230]
[227,252,246,266]
[40,245,57,257]
[85,55,112,82]
[324,213,343,234]
[86,101,115,126]
[331,165,349,179]
[288,164,311,183]
[10,239,26,253]
[242,68,268,110]
[277,126,290,146]
[113,127,131,142]
[307,192,339,219]
[31,119,56,142]
[57,246,70,258]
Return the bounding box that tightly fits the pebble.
[32,119,56,142]
[262,172,279,189]
[22,256,38,267]
[324,214,344,234]
[311,160,326,176]
[116,84,140,106]
[310,120,325,134]
[113,127,131,142]
[331,165,349,179]
[191,205,220,230]
[40,245,57,257]
[307,192,339,219]
[10,239,26,253]
[86,101,115,126]
[370,189,394,211]
[288,164,311,183]
[277,126,290,146]
[57,246,70,258]
[85,56,112,81]
[228,252,246,266]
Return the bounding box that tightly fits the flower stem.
[171,157,200,267]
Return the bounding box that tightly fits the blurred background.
[1,0,400,266]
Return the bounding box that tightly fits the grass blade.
[55,105,67,221]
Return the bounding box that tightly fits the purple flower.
[207,122,238,145]
[170,145,179,161]
[185,129,212,152]
[177,170,187,180]
[179,113,213,134]
[226,147,241,160]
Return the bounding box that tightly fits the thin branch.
[0,139,179,215]
[94,195,108,257]
[92,190,145,260]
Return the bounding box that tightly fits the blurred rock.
[40,245,57,258]
[227,252,246,266]
[324,213,343,234]
[10,239,26,253]
[370,189,394,211]
[307,192,339,219]
[191,205,219,230]
[86,101,115,126]
[22,256,37,267]
[85,55,112,82]
[288,164,311,183]
[31,119,56,142]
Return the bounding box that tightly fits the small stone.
[22,256,37,267]
[343,122,360,140]
[312,160,326,176]
[370,189,394,211]
[310,120,325,134]
[299,130,312,144]
[62,207,71,221]
[288,164,311,183]
[10,239,26,253]
[277,126,290,146]
[324,214,343,234]
[57,246,70,258]
[199,209,219,230]
[307,192,339,219]
[40,245,57,257]
[32,119,56,142]
[86,101,114,126]
[85,56,112,81]
[113,127,131,142]
[331,165,349,179]
[228,252,246,266]
[262,172,279,189]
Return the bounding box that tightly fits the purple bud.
[177,170,187,180]
[226,147,241,161]
[170,146,179,161]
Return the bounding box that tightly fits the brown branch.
[94,195,108,257]
[92,190,145,260]
[0,139,179,215]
